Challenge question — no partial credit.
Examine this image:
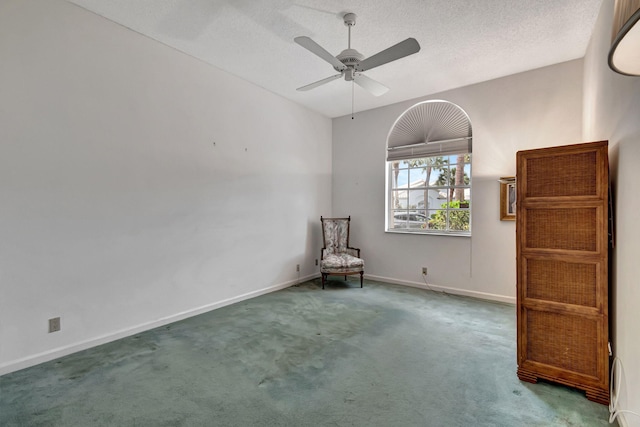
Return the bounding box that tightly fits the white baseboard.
[364,274,516,305]
[618,413,629,427]
[0,274,317,376]
[1,272,514,376]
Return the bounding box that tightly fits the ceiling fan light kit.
[294,12,420,97]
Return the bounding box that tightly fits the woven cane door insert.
[525,151,598,198]
[526,311,598,377]
[524,258,598,307]
[525,208,599,252]
[516,141,609,405]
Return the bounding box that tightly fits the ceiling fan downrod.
[344,12,356,49]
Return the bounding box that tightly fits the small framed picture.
[500,177,516,221]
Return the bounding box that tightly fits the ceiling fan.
[294,12,420,96]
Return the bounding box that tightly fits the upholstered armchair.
[320,216,364,289]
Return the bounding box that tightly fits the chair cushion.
[322,219,349,255]
[321,253,364,269]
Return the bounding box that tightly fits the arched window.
[386,100,472,234]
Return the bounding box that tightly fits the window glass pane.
[391,190,409,209]
[428,192,447,209]
[452,188,466,203]
[462,189,471,204]
[433,166,450,186]
[463,163,471,178]
[408,190,427,210]
[392,169,408,189]
[391,211,407,229]
[448,163,470,187]
[420,157,446,186]
[449,210,470,231]
[449,155,470,187]
[427,210,447,230]
[427,170,440,186]
[409,168,427,188]
[408,212,428,229]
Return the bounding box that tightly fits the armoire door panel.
[524,207,600,252]
[525,310,599,377]
[522,257,599,308]
[524,151,599,198]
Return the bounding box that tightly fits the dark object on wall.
[499,176,516,221]
[516,141,610,405]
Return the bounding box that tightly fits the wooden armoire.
[516,141,610,405]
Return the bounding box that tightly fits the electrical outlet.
[422,267,428,275]
[49,317,61,333]
[296,264,300,272]
[315,259,318,266]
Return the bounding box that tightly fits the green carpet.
[0,279,614,426]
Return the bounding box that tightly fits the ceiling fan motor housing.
[335,48,364,72]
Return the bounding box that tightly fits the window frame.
[385,154,472,236]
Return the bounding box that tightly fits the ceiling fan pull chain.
[352,81,355,119]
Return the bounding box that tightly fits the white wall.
[583,1,640,425]
[0,0,331,374]
[332,60,584,302]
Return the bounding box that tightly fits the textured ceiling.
[66,0,604,118]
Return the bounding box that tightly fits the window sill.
[385,229,471,237]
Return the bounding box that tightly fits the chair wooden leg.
[360,271,363,288]
[322,273,326,289]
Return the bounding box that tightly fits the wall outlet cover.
[49,317,61,333]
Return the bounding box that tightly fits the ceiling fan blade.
[294,36,347,71]
[353,73,389,96]
[296,73,343,91]
[356,38,420,72]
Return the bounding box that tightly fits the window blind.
[387,100,472,161]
